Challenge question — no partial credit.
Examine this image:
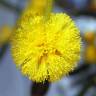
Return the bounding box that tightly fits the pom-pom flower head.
[11,0,81,82]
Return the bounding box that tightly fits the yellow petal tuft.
[11,13,81,82]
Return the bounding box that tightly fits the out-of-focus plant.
[85,45,96,63]
[89,0,96,12]
[0,26,11,47]
[0,25,12,60]
[28,0,53,16]
[83,32,96,64]
[84,32,95,44]
[71,31,96,96]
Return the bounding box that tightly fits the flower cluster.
[11,0,81,82]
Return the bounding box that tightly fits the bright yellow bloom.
[11,0,81,82]
[11,11,81,82]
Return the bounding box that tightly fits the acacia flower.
[11,0,81,82]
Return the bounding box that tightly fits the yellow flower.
[11,11,81,82]
[0,26,11,47]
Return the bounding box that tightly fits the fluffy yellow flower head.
[11,1,81,82]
